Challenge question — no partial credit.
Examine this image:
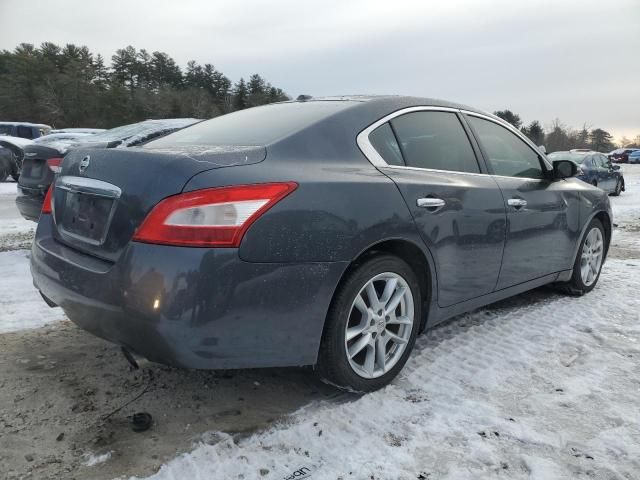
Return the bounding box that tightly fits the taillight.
[42,184,54,214]
[46,157,63,173]
[132,182,298,247]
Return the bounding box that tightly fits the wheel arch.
[594,210,612,258]
[323,238,437,338]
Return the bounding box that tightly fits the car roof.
[287,94,483,114]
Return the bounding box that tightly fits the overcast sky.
[0,0,638,139]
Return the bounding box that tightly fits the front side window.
[389,111,480,173]
[468,116,544,179]
[593,155,606,168]
[598,154,611,167]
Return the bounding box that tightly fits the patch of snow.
[0,182,35,239]
[0,250,65,334]
[0,181,19,195]
[83,451,112,466]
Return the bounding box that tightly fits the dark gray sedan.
[31,96,612,391]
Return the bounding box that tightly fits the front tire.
[558,218,605,295]
[316,255,422,392]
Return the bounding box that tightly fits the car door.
[598,154,617,192]
[464,114,580,289]
[362,109,506,307]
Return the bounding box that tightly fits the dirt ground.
[0,322,344,480]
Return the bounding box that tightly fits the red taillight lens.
[132,182,298,247]
[46,157,63,173]
[42,184,54,214]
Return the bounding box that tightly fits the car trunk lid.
[20,145,60,189]
[51,145,266,261]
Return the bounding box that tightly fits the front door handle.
[507,198,527,209]
[417,197,446,210]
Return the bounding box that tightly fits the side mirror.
[553,160,578,179]
[538,145,546,154]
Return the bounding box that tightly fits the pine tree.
[494,109,522,129]
[0,42,288,127]
[589,129,615,152]
[522,120,544,146]
[233,78,248,110]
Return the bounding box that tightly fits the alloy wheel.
[344,272,414,379]
[580,227,603,287]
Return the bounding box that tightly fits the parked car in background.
[0,146,16,181]
[0,122,51,139]
[31,96,613,392]
[628,150,640,164]
[0,136,34,181]
[0,133,95,182]
[548,151,624,195]
[16,118,200,220]
[608,148,640,163]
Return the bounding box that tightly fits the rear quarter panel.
[184,155,423,264]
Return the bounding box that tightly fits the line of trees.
[494,110,639,153]
[0,43,289,128]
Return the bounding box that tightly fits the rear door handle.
[417,198,445,210]
[507,198,527,209]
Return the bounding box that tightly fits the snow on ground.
[0,181,60,332]
[139,260,640,480]
[141,166,640,480]
[0,249,65,333]
[611,165,640,254]
[0,181,35,240]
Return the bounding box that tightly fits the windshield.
[145,101,355,148]
[547,152,587,163]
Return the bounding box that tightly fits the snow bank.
[0,250,65,334]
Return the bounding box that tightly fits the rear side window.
[146,101,354,147]
[468,116,544,179]
[368,123,404,166]
[390,111,480,173]
[17,126,32,139]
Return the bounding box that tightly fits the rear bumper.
[31,215,348,369]
[15,185,45,222]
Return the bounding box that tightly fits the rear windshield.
[547,152,586,163]
[145,101,355,147]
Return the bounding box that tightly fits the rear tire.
[557,218,605,295]
[316,254,422,392]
